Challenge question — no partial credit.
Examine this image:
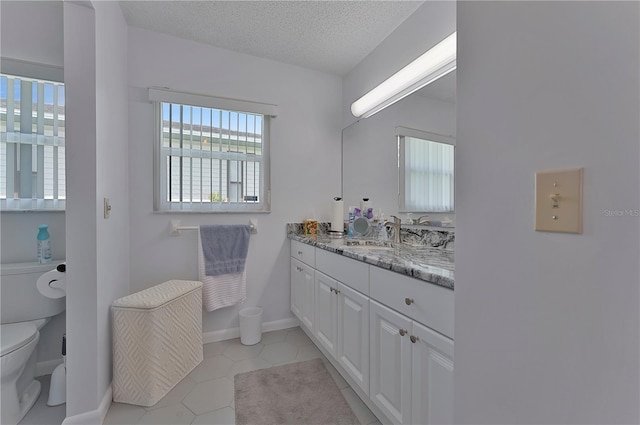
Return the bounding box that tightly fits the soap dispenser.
[37,224,52,264]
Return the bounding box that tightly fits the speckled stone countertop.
[288,231,455,290]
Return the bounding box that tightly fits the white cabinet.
[291,258,314,331]
[314,270,371,396]
[370,300,412,425]
[290,259,302,318]
[291,239,316,267]
[370,267,454,339]
[314,271,338,357]
[410,321,454,425]
[291,239,454,425]
[337,282,369,396]
[370,300,454,425]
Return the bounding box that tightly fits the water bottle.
[37,224,51,264]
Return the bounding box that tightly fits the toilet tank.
[1,261,65,324]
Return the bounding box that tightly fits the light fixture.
[351,32,457,119]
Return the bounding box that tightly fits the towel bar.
[170,219,258,236]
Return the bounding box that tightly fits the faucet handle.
[390,215,401,224]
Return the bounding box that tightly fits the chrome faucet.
[384,215,402,245]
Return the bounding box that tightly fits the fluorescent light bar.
[351,32,457,119]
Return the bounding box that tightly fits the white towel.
[198,231,246,312]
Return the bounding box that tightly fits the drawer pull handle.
[405,298,414,306]
[329,287,335,293]
[298,251,303,255]
[410,335,419,344]
[399,329,407,336]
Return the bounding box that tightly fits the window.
[398,128,454,212]
[0,74,66,211]
[152,89,275,212]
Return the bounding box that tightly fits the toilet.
[1,262,66,425]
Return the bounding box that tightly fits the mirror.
[342,71,456,225]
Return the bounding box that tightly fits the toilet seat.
[1,323,38,357]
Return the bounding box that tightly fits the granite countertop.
[288,234,454,290]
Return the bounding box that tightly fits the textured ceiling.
[119,1,424,76]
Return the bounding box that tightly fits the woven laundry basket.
[112,280,203,406]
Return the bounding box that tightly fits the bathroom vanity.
[288,229,454,425]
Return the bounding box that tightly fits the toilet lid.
[1,322,38,357]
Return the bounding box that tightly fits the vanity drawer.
[315,249,369,295]
[370,267,453,339]
[291,239,316,267]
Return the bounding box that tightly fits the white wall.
[64,1,130,419]
[342,1,456,128]
[0,0,66,366]
[63,2,98,416]
[127,28,342,335]
[455,2,639,424]
[94,0,130,406]
[342,93,455,220]
[0,1,64,71]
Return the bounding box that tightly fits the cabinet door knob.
[405,298,414,306]
[399,329,407,336]
[329,287,335,293]
[410,335,419,343]
[298,251,303,255]
[335,289,340,294]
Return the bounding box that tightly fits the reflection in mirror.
[342,71,456,226]
[398,128,455,213]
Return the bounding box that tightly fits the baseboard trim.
[203,316,300,344]
[36,359,63,377]
[98,384,113,424]
[61,383,112,425]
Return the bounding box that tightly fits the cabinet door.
[290,258,303,320]
[314,271,338,357]
[299,261,315,331]
[337,282,369,396]
[370,300,412,425]
[410,321,454,425]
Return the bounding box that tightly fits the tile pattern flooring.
[22,327,381,425]
[19,374,66,425]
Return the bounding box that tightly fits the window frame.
[151,88,275,213]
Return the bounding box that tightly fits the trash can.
[239,307,263,345]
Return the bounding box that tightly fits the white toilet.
[1,262,65,425]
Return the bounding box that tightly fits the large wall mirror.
[342,71,456,225]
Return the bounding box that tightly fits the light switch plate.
[535,168,583,233]
[104,198,111,219]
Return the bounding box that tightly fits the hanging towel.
[198,225,250,312]
[200,224,250,276]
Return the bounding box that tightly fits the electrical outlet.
[535,168,583,233]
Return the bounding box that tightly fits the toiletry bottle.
[37,224,52,264]
[348,207,355,237]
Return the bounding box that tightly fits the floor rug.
[234,358,359,425]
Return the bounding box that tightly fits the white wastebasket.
[239,307,263,345]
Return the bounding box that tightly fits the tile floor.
[19,374,66,425]
[103,327,381,425]
[19,327,380,425]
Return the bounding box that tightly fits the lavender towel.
[200,224,251,276]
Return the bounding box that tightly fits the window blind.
[1,74,66,210]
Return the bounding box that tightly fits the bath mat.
[234,358,359,425]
